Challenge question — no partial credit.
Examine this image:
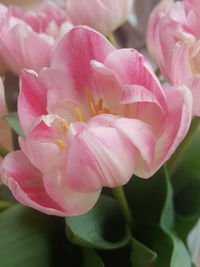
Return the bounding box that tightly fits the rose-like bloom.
[146,0,200,116]
[0,78,5,116]
[1,27,192,216]
[0,1,73,75]
[63,0,133,35]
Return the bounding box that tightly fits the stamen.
[75,107,85,122]
[103,107,111,114]
[57,139,65,149]
[85,87,97,116]
[61,121,69,131]
[96,98,103,114]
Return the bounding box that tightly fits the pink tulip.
[63,0,133,35]
[0,1,73,75]
[0,78,5,116]
[1,27,192,216]
[146,0,200,116]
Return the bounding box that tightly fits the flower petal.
[104,48,167,110]
[1,151,66,216]
[153,85,192,175]
[184,75,200,116]
[43,168,101,216]
[51,26,115,94]
[19,70,48,134]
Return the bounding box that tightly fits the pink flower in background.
[147,0,200,116]
[0,78,6,116]
[1,27,192,216]
[63,0,133,35]
[0,1,73,75]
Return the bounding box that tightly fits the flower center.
[75,88,111,122]
[56,88,112,149]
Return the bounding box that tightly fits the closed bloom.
[1,27,192,216]
[147,0,200,116]
[0,1,73,75]
[63,0,133,35]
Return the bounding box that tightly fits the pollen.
[96,98,103,114]
[85,87,97,116]
[61,121,69,131]
[57,139,65,149]
[75,107,85,122]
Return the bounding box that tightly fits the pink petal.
[0,21,53,75]
[43,168,101,216]
[65,0,133,35]
[51,26,115,95]
[146,0,173,58]
[0,78,5,116]
[39,68,86,121]
[104,48,167,110]
[183,75,200,116]
[1,151,66,216]
[19,70,48,134]
[110,117,156,177]
[153,85,192,175]
[64,115,140,190]
[120,84,164,112]
[90,60,123,113]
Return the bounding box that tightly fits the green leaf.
[130,238,157,267]
[125,166,174,230]
[82,248,104,267]
[0,204,53,267]
[168,229,192,267]
[65,195,131,249]
[175,214,198,244]
[148,227,192,267]
[4,112,24,137]
[171,127,200,196]
[170,128,200,243]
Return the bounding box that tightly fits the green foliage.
[82,248,104,267]
[4,112,24,137]
[0,204,53,267]
[65,195,131,249]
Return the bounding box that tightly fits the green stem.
[112,186,133,229]
[0,144,9,157]
[167,116,200,175]
[107,33,119,48]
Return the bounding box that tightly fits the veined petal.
[0,22,53,75]
[91,60,123,113]
[184,75,200,116]
[51,26,115,95]
[111,117,156,177]
[0,151,66,216]
[153,85,192,175]
[104,48,167,110]
[64,115,138,190]
[43,168,101,216]
[19,70,48,134]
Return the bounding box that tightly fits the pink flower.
[146,0,200,116]
[0,78,5,116]
[0,1,73,75]
[63,0,133,35]
[1,27,192,216]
